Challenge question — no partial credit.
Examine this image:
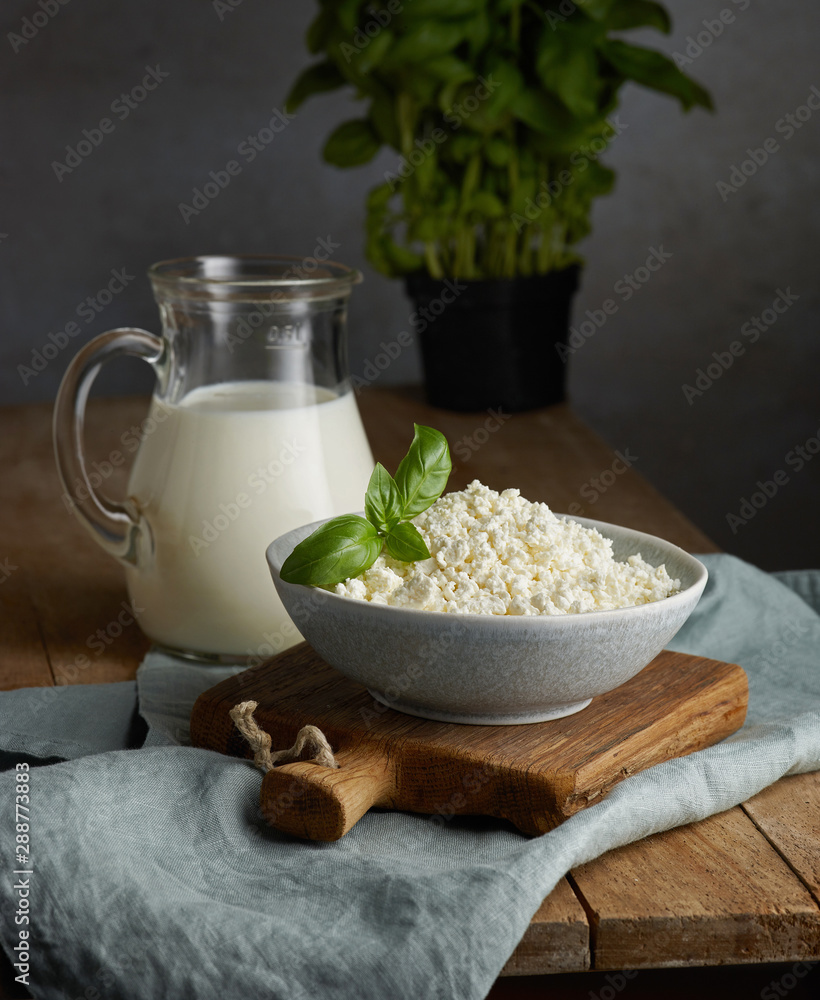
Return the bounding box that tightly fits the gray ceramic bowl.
[266,516,708,726]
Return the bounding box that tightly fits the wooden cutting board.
[190,643,747,841]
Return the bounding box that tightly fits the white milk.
[125,381,373,658]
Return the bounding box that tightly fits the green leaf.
[385,521,432,562]
[364,234,396,278]
[397,0,481,18]
[465,191,505,217]
[394,424,452,518]
[337,0,363,35]
[364,463,404,533]
[536,26,602,119]
[368,88,401,148]
[389,22,468,65]
[306,7,335,55]
[446,131,483,163]
[509,89,573,136]
[382,240,425,274]
[419,54,475,85]
[605,0,671,34]
[577,0,615,18]
[366,181,395,212]
[323,119,382,166]
[280,514,383,587]
[285,61,346,113]
[462,8,490,58]
[599,40,713,111]
[354,28,394,73]
[480,59,524,121]
[485,135,512,166]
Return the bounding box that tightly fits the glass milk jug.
[54,255,374,661]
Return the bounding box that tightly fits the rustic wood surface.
[500,881,591,977]
[0,389,817,991]
[190,643,748,840]
[570,806,820,970]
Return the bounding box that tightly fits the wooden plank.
[744,772,820,907]
[570,806,820,969]
[0,569,54,691]
[502,879,590,975]
[26,558,149,686]
[0,398,149,686]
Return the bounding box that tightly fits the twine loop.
[229,701,338,773]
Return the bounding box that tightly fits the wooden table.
[1,388,818,993]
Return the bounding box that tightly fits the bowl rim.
[266,513,709,629]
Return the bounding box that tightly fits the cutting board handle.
[260,748,394,841]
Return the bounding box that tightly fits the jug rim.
[148,254,362,300]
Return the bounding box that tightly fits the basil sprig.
[280,424,451,587]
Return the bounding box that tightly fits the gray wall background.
[2,0,818,570]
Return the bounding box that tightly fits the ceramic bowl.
[266,516,708,726]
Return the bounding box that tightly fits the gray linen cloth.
[1,554,818,1000]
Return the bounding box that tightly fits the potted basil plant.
[286,0,712,412]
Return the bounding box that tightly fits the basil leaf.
[605,0,671,34]
[394,424,452,519]
[322,120,382,167]
[536,25,602,120]
[384,521,432,563]
[388,22,469,66]
[280,515,383,586]
[599,40,713,112]
[285,60,346,113]
[364,463,404,533]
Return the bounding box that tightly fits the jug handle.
[53,328,164,566]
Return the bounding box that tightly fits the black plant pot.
[405,265,580,413]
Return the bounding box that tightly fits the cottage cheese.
[332,480,680,615]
